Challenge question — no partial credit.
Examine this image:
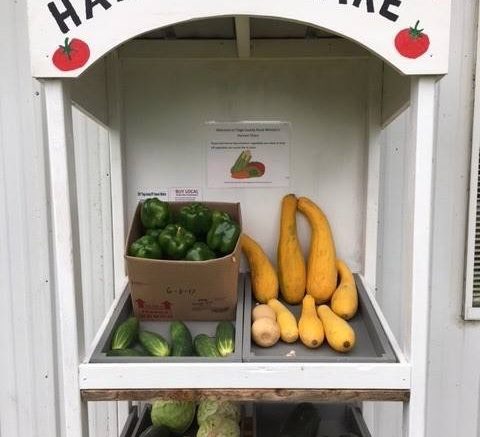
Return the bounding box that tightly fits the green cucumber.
[139,331,170,357]
[110,316,138,350]
[215,321,235,357]
[194,334,221,357]
[170,321,194,356]
[106,348,146,357]
[279,403,320,437]
[139,425,170,437]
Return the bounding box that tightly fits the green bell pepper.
[128,235,163,259]
[184,242,216,261]
[145,228,162,239]
[178,203,212,237]
[206,220,240,255]
[141,198,170,230]
[158,224,196,260]
[211,209,231,226]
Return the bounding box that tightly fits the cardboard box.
[125,201,241,321]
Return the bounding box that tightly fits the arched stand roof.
[27,0,451,78]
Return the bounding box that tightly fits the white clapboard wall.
[1,1,480,437]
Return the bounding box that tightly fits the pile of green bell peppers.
[128,199,240,261]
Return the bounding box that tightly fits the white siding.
[0,2,119,436]
[375,0,480,435]
[427,0,480,434]
[0,0,58,436]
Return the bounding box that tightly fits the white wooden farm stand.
[26,1,452,436]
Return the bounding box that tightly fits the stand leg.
[44,80,87,437]
[402,76,438,437]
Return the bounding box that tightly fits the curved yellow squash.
[277,194,306,304]
[297,197,337,304]
[241,234,279,303]
[331,260,358,320]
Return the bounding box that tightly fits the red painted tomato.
[395,21,430,59]
[52,38,90,71]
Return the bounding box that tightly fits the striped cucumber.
[139,331,170,357]
[194,334,221,357]
[110,316,138,350]
[215,321,235,357]
[170,321,194,356]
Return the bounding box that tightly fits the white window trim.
[464,6,480,320]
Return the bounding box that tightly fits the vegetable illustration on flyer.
[230,150,266,180]
[207,121,290,188]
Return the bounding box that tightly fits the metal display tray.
[90,275,244,363]
[254,403,371,437]
[243,274,397,362]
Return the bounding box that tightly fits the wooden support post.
[44,80,87,437]
[106,50,132,433]
[402,76,438,437]
[362,57,383,435]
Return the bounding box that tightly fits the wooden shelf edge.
[81,388,410,403]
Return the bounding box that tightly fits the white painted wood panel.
[80,362,411,391]
[123,58,369,273]
[72,106,120,437]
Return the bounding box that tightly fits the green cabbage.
[196,401,241,426]
[151,400,196,434]
[196,416,240,437]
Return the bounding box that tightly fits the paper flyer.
[206,121,291,188]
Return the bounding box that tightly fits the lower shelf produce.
[125,401,247,437]
[119,402,371,437]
